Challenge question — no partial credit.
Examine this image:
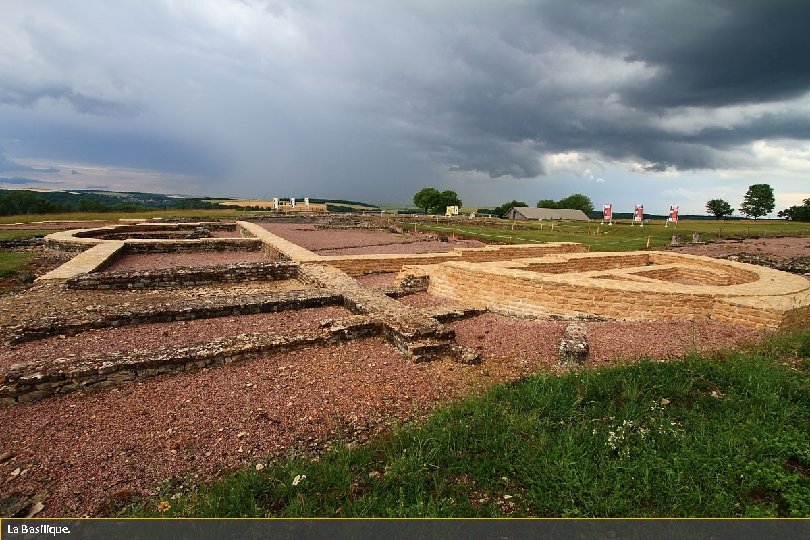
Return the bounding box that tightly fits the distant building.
[505,207,589,221]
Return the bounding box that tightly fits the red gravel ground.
[102,251,270,272]
[451,313,567,378]
[353,272,398,287]
[670,236,810,259]
[259,223,484,254]
[0,338,480,517]
[586,320,765,365]
[0,306,351,373]
[398,292,465,309]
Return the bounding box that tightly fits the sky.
[1,0,809,215]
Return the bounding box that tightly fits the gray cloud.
[0,83,141,118]
[0,0,808,203]
[0,176,56,185]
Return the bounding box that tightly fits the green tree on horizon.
[706,198,734,220]
[413,187,441,214]
[739,184,775,220]
[778,198,810,222]
[412,187,462,214]
[537,193,594,214]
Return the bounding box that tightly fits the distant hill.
[0,188,219,216]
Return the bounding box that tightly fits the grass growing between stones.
[0,252,33,278]
[123,332,809,518]
[0,230,51,241]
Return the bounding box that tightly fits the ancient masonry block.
[65,261,299,290]
[558,322,589,366]
[9,288,342,344]
[397,251,810,330]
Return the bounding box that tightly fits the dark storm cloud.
[0,0,808,200]
[384,0,810,175]
[0,151,58,173]
[531,0,810,111]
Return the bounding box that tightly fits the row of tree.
[417,183,808,222]
[0,190,218,216]
[705,183,795,220]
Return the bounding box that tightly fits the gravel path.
[670,236,810,259]
[398,292,464,309]
[0,338,479,517]
[353,273,397,287]
[451,313,567,379]
[0,306,350,373]
[259,223,484,254]
[586,320,764,365]
[102,251,270,272]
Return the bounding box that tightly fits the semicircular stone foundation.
[397,251,810,330]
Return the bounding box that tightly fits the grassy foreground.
[123,332,809,518]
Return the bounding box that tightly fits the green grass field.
[0,230,52,241]
[122,332,809,518]
[0,251,34,277]
[412,218,810,252]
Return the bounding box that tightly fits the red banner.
[668,205,679,222]
[634,204,644,221]
[603,204,612,221]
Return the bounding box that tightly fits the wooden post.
[646,235,651,248]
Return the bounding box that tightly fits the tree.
[739,184,775,219]
[437,190,462,211]
[412,187,462,214]
[705,198,734,220]
[537,193,594,214]
[413,187,441,214]
[557,193,594,214]
[484,200,527,218]
[778,198,810,222]
[537,199,558,209]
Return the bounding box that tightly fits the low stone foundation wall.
[120,238,262,253]
[9,288,342,344]
[723,253,810,275]
[398,252,810,330]
[324,242,588,276]
[65,261,299,289]
[73,222,236,239]
[1,316,379,405]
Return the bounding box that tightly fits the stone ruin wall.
[64,261,299,290]
[398,252,810,331]
[10,216,807,407]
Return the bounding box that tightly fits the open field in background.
[412,219,810,252]
[0,209,243,225]
[123,331,810,518]
[0,230,53,241]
